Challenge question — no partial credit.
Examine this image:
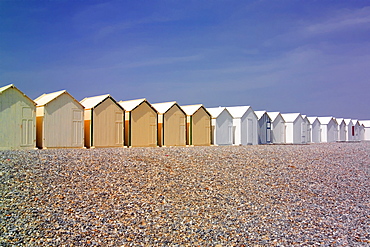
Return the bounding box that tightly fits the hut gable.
[80,94,124,148]
[34,90,84,148]
[0,84,36,150]
[118,98,157,147]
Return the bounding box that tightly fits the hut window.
[352,126,355,136]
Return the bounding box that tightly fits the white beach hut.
[255,111,271,144]
[359,120,370,141]
[226,106,258,145]
[335,118,346,142]
[307,117,321,143]
[301,115,310,143]
[34,90,84,149]
[352,120,361,141]
[206,107,233,146]
[317,117,338,143]
[281,113,307,144]
[344,119,354,142]
[266,112,285,144]
[0,84,36,150]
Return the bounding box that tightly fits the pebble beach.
[1,142,369,246]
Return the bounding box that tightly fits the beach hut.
[266,112,285,144]
[344,119,354,141]
[281,113,307,144]
[34,90,84,149]
[255,111,271,144]
[352,120,361,141]
[226,106,258,145]
[301,115,310,143]
[0,84,36,150]
[307,117,321,143]
[118,98,157,147]
[335,118,346,142]
[152,101,186,147]
[80,94,124,148]
[317,117,338,143]
[359,120,370,141]
[206,107,233,146]
[181,104,211,146]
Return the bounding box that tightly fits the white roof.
[225,106,252,118]
[0,84,36,105]
[151,101,177,114]
[281,113,301,122]
[360,120,370,127]
[207,107,229,118]
[335,118,345,125]
[118,98,147,111]
[80,94,111,109]
[254,110,267,120]
[181,104,204,115]
[318,117,336,125]
[352,119,360,125]
[34,90,67,106]
[344,119,353,125]
[266,112,283,122]
[307,116,318,124]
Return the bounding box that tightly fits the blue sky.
[1,0,370,119]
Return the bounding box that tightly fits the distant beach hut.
[206,107,233,146]
[352,120,361,141]
[34,90,84,149]
[359,120,370,141]
[80,94,124,148]
[317,117,338,143]
[118,98,157,147]
[266,112,285,144]
[255,111,271,144]
[301,115,310,143]
[281,113,307,144]
[0,84,36,150]
[152,101,186,147]
[226,106,258,145]
[344,119,354,142]
[307,117,321,143]
[335,118,346,142]
[181,104,211,146]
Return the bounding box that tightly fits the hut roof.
[80,94,124,110]
[0,84,36,105]
[254,110,268,120]
[281,113,301,123]
[118,98,148,112]
[151,101,177,114]
[225,106,253,118]
[181,104,205,115]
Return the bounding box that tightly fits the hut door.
[72,109,83,146]
[21,107,34,146]
[301,122,306,143]
[115,112,123,145]
[247,118,253,144]
[149,115,157,146]
[266,119,271,143]
[179,115,186,145]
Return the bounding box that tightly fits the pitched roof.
[335,118,345,125]
[254,110,268,120]
[181,104,206,115]
[266,112,283,122]
[318,117,337,125]
[0,84,36,105]
[281,113,301,122]
[80,94,111,109]
[307,117,318,124]
[225,106,253,118]
[360,120,370,127]
[206,107,230,118]
[151,101,178,114]
[34,90,82,107]
[118,98,147,111]
[344,119,353,125]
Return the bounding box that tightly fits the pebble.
[0,143,369,246]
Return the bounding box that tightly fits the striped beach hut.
[34,90,84,149]
[0,84,36,150]
[226,106,258,145]
[119,98,157,147]
[266,112,285,144]
[80,94,124,148]
[206,107,233,146]
[181,104,211,146]
[152,101,186,147]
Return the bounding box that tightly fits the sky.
[1,0,370,119]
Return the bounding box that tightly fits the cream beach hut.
[344,119,354,141]
[0,84,36,150]
[266,112,285,144]
[255,111,271,144]
[80,94,124,148]
[335,118,346,142]
[317,117,338,143]
[152,101,186,147]
[206,107,233,146]
[281,113,307,144]
[226,106,258,145]
[307,117,321,143]
[359,120,370,141]
[34,90,84,149]
[118,98,157,147]
[181,104,211,146]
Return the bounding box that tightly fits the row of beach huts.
[1,84,369,150]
